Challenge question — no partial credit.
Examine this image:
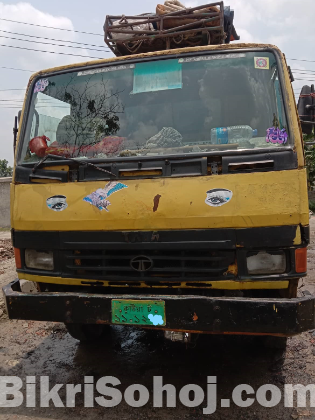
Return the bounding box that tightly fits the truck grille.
[63,249,235,282]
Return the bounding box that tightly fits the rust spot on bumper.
[192,312,198,322]
[224,262,238,276]
[153,194,161,212]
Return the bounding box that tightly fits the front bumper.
[3,279,315,336]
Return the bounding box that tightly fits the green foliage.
[304,128,315,191]
[310,200,315,213]
[304,132,314,142]
[0,159,13,177]
[305,147,315,189]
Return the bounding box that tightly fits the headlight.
[247,251,286,275]
[25,250,54,271]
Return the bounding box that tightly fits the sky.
[0,0,314,165]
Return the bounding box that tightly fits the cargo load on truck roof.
[104,1,239,57]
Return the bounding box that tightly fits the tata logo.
[130,256,153,272]
[123,232,160,243]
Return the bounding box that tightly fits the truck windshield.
[19,51,289,163]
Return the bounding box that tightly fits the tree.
[304,129,315,192]
[0,159,13,177]
[53,75,124,154]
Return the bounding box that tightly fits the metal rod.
[108,7,221,20]
[109,17,163,28]
[107,12,220,29]
[163,12,219,19]
[109,16,219,35]
[13,116,18,153]
[109,28,163,35]
[155,2,222,16]
[109,26,223,43]
[163,17,219,33]
[107,2,222,20]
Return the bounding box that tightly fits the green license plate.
[111,300,166,326]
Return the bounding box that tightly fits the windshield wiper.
[32,154,116,177]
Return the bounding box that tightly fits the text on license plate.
[111,299,166,326]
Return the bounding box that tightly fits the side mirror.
[13,111,23,154]
[13,116,18,154]
[298,85,315,135]
[288,66,294,82]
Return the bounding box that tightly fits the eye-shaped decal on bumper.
[46,195,68,212]
[205,189,233,207]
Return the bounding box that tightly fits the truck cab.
[3,42,314,347]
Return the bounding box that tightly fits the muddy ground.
[1,222,315,419]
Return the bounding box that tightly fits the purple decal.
[34,79,49,94]
[266,127,288,145]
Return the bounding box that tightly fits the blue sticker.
[83,181,128,212]
[148,314,164,326]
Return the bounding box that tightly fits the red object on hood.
[81,136,125,157]
[45,141,79,158]
[29,136,49,158]
[41,136,125,158]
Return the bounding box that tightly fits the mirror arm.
[288,66,295,82]
[13,116,18,153]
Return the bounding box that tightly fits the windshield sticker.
[205,189,233,207]
[266,127,288,144]
[132,60,182,94]
[34,79,49,93]
[77,65,135,77]
[179,54,245,63]
[46,195,68,212]
[83,181,128,212]
[254,57,270,70]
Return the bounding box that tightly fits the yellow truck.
[3,3,315,348]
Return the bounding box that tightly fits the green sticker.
[133,60,182,94]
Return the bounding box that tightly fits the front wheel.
[65,323,110,342]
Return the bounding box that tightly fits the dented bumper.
[3,279,315,336]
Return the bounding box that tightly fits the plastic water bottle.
[211,126,258,145]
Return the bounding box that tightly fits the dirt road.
[1,223,315,419]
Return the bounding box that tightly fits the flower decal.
[34,79,49,93]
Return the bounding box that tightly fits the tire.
[262,336,287,350]
[65,323,110,342]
